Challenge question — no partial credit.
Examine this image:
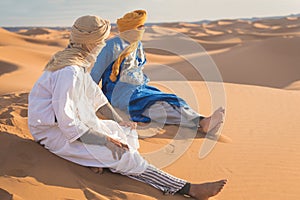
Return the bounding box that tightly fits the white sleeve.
[52,68,89,143]
[86,74,108,111]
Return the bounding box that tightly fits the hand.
[105,136,129,160]
[118,121,137,130]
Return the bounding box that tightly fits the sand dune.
[212,36,300,88]
[143,18,300,89]
[0,28,67,94]
[1,15,300,200]
[1,82,300,200]
[17,27,71,41]
[18,27,52,36]
[144,36,300,88]
[285,80,300,90]
[0,28,68,48]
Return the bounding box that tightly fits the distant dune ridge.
[1,15,300,200]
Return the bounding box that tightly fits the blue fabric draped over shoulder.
[90,36,188,122]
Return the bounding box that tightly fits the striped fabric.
[128,165,187,195]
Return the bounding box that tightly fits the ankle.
[188,184,197,197]
[178,182,191,195]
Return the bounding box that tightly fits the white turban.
[44,15,111,72]
[70,15,111,44]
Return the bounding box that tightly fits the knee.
[114,151,149,175]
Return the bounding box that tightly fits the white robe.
[28,65,148,175]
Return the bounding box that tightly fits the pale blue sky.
[0,0,299,26]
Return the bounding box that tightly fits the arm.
[90,41,113,84]
[89,60,137,128]
[52,68,89,142]
[79,128,129,160]
[79,129,107,145]
[96,102,123,123]
[96,102,137,129]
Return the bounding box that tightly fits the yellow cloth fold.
[109,29,144,82]
[109,10,147,82]
[116,10,147,32]
[44,15,110,72]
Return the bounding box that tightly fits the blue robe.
[91,36,188,122]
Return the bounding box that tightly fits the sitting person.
[90,10,224,135]
[28,15,226,200]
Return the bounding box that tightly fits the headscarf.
[109,10,147,82]
[44,15,111,72]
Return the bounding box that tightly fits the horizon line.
[1,13,299,28]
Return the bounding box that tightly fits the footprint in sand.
[137,127,166,139]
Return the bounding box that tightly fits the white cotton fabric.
[142,101,201,128]
[28,65,148,175]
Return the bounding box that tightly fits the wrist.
[100,135,108,145]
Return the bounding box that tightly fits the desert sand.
[1,16,300,200]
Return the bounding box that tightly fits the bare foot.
[188,179,227,200]
[198,107,225,134]
[206,123,222,138]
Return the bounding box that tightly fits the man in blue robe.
[91,10,224,135]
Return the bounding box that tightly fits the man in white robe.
[28,15,226,199]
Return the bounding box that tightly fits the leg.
[142,101,226,136]
[128,165,227,199]
[128,165,187,195]
[70,132,227,198]
[142,101,201,128]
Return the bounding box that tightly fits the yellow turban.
[110,10,147,82]
[117,10,147,32]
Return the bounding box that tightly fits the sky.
[0,0,300,26]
